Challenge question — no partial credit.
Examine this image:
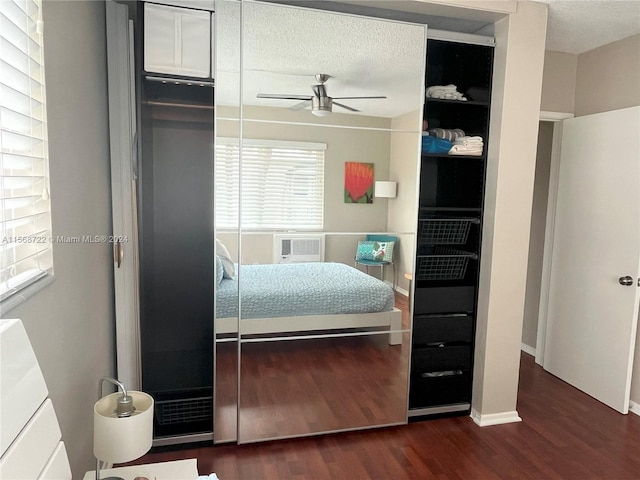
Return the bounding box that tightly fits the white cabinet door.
[542,106,640,413]
[144,3,211,78]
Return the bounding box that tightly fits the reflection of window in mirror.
[215,139,325,231]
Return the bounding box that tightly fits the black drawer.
[409,371,471,409]
[414,286,475,314]
[412,345,471,373]
[413,315,473,345]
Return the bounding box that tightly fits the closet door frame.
[106,0,142,390]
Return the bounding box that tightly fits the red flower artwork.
[344,162,374,203]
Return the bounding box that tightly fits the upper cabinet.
[144,2,213,79]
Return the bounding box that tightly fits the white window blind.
[0,0,53,301]
[215,139,325,230]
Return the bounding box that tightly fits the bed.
[214,262,403,345]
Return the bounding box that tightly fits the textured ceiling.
[216,1,427,118]
[535,0,640,54]
[273,0,640,54]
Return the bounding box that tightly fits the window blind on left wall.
[0,0,53,301]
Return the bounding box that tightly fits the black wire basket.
[416,247,478,280]
[418,216,480,245]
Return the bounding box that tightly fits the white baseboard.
[521,343,536,356]
[395,285,409,297]
[386,280,409,297]
[470,409,522,426]
[629,400,640,417]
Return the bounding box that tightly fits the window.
[0,0,53,301]
[215,139,325,230]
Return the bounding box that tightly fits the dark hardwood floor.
[137,293,640,479]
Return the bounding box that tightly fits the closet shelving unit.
[409,38,494,416]
[136,2,216,441]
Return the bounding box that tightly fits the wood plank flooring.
[139,353,640,479]
[214,291,413,442]
[136,293,640,478]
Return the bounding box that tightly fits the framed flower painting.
[344,162,374,204]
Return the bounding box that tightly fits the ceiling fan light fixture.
[259,74,385,115]
[312,96,332,116]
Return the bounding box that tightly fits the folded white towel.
[427,84,458,92]
[449,144,483,156]
[426,85,467,101]
[454,135,483,143]
[453,136,483,146]
[197,474,221,480]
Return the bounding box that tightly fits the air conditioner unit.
[273,234,325,264]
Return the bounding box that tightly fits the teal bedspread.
[216,262,394,319]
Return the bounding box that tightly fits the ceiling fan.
[256,74,387,116]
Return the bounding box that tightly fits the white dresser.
[0,319,72,480]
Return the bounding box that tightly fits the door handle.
[114,241,124,268]
[619,275,633,286]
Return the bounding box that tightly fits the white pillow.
[215,255,224,285]
[216,239,235,279]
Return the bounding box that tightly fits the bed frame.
[215,308,403,345]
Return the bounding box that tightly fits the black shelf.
[425,97,489,107]
[419,207,482,213]
[421,153,485,160]
[410,37,493,415]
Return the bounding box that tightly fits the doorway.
[521,112,572,363]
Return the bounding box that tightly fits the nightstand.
[82,458,198,480]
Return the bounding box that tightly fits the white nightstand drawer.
[38,441,72,480]
[0,399,61,480]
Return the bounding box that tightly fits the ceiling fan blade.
[290,100,311,110]
[257,94,313,100]
[332,96,387,100]
[333,101,360,112]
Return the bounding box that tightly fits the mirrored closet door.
[213,0,241,444]
[220,0,427,444]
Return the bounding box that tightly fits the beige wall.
[540,50,577,113]
[5,1,115,478]
[536,35,639,116]
[472,0,547,418]
[521,121,553,349]
[575,34,640,117]
[388,111,422,293]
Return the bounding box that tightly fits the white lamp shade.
[93,391,154,464]
[375,181,397,198]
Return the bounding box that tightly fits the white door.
[542,106,640,413]
[106,1,141,389]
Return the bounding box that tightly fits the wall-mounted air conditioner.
[273,234,325,264]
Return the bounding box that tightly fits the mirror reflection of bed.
[213,1,425,444]
[215,260,402,344]
[213,257,412,442]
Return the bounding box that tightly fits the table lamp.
[94,377,154,480]
[374,181,397,199]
